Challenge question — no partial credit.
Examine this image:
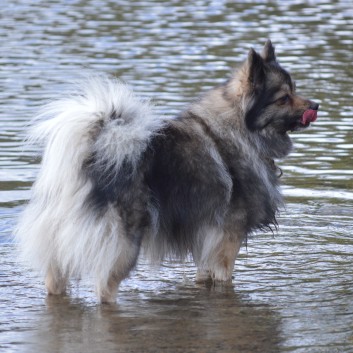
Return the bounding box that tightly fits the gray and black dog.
[16,40,319,303]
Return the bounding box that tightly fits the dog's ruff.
[16,41,318,303]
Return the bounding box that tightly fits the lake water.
[1,0,353,352]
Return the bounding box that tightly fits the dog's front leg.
[195,233,243,285]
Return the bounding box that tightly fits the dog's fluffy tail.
[15,75,165,294]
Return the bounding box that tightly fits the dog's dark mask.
[244,40,319,134]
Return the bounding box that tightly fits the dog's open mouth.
[301,109,318,125]
[290,109,318,131]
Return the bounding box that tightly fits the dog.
[16,40,319,303]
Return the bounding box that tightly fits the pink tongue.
[301,109,318,125]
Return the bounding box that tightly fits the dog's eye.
[277,94,290,105]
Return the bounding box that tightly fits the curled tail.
[16,75,165,297]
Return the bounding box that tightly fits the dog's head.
[242,40,319,136]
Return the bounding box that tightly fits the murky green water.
[1,0,353,352]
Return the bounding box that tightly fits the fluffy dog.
[16,40,318,303]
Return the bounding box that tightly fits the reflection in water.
[28,283,282,353]
[1,0,353,352]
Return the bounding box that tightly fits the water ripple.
[1,1,353,352]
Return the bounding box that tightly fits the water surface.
[1,1,353,352]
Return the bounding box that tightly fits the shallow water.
[1,0,353,352]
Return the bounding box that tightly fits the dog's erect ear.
[262,39,276,62]
[247,48,265,90]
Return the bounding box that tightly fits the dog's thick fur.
[16,40,318,303]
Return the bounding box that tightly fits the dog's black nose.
[310,102,319,110]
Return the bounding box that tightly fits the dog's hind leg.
[45,263,67,296]
[99,274,120,304]
[98,236,141,304]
